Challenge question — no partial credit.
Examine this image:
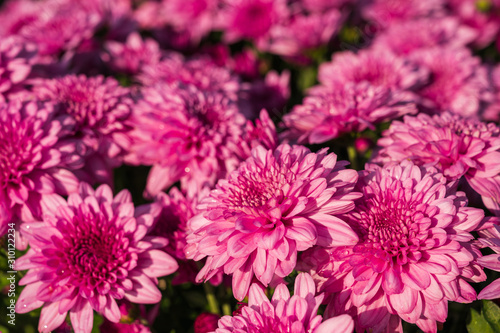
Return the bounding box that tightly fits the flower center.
[59,212,135,290]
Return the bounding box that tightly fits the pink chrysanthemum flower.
[0,36,37,102]
[259,8,343,58]
[372,17,476,56]
[219,0,288,43]
[125,83,246,198]
[15,183,178,333]
[281,82,417,144]
[477,224,500,300]
[300,161,486,333]
[33,74,134,185]
[371,112,500,212]
[185,144,361,301]
[360,0,444,28]
[408,46,489,117]
[0,99,80,243]
[482,64,500,122]
[215,273,354,333]
[0,0,101,58]
[103,32,162,76]
[447,0,500,48]
[316,47,428,97]
[138,54,240,101]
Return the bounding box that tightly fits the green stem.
[203,283,220,315]
[347,145,359,171]
[222,302,231,316]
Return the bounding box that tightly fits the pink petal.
[315,314,354,333]
[38,301,68,333]
[69,298,94,333]
[137,250,179,277]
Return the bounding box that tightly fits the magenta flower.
[281,82,416,144]
[0,36,37,102]
[371,112,500,212]
[195,312,220,333]
[15,183,178,333]
[185,144,361,300]
[316,47,428,97]
[409,46,489,117]
[138,54,240,101]
[125,83,246,197]
[0,0,101,58]
[360,0,444,28]
[0,99,81,244]
[33,74,134,185]
[104,32,162,76]
[300,161,486,332]
[220,0,287,43]
[477,224,500,300]
[260,8,343,58]
[447,0,500,48]
[372,17,476,56]
[100,301,153,333]
[215,273,354,333]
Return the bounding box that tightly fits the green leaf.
[483,300,500,332]
[467,307,495,333]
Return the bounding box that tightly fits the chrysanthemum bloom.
[360,0,444,29]
[0,36,37,102]
[408,46,489,117]
[1,0,101,58]
[138,54,240,101]
[0,99,81,244]
[215,273,354,333]
[477,224,500,300]
[219,0,288,44]
[15,183,178,333]
[152,187,224,285]
[371,112,500,212]
[185,144,361,300]
[103,32,162,76]
[195,312,220,333]
[300,161,486,333]
[447,0,500,48]
[33,74,134,185]
[259,8,343,58]
[372,17,476,56]
[281,82,417,144]
[316,47,428,99]
[125,83,246,197]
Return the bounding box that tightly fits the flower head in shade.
[185,144,361,300]
[15,183,178,333]
[371,112,500,212]
[259,8,343,58]
[138,54,240,101]
[0,99,81,244]
[126,83,246,198]
[33,74,134,185]
[408,46,489,117]
[281,82,417,144]
[104,32,162,76]
[316,47,428,96]
[0,0,101,58]
[360,0,444,28]
[447,0,500,48]
[195,312,220,333]
[477,224,500,300]
[215,273,354,333]
[372,17,476,56]
[0,36,37,102]
[300,161,485,333]
[220,0,287,43]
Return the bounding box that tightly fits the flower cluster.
[3,0,500,333]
